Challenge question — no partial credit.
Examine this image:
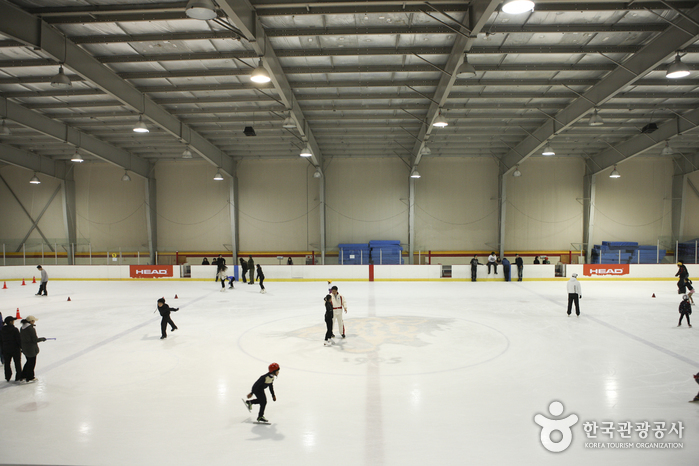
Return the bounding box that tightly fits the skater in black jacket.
[240,257,248,283]
[676,262,689,294]
[678,295,692,327]
[323,295,334,346]
[256,264,265,293]
[215,255,226,282]
[470,255,482,282]
[515,254,524,281]
[247,256,255,285]
[1,316,22,382]
[243,363,280,423]
[157,298,178,339]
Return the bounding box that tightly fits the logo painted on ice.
[534,401,579,453]
[583,264,629,276]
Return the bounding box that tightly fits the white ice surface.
[0,279,697,466]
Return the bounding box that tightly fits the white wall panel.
[506,157,584,251]
[592,157,673,247]
[415,158,498,250]
[237,158,320,252]
[75,163,147,251]
[155,161,231,252]
[325,158,409,250]
[0,165,66,249]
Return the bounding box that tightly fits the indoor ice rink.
[0,278,698,465]
[2,0,699,465]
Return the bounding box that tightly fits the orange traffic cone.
[15,308,21,319]
[2,281,6,289]
[21,279,26,286]
[174,294,178,299]
[652,293,656,298]
[67,297,71,302]
[32,276,36,284]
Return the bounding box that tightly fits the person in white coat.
[330,286,347,338]
[567,273,582,316]
[487,252,498,275]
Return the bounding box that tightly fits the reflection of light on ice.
[78,422,92,441]
[605,376,618,406]
[411,386,422,408]
[303,431,316,450]
[217,379,227,402]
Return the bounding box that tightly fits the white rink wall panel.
[0,166,67,247]
[591,157,673,247]
[75,163,147,251]
[155,161,231,252]
[683,171,699,240]
[505,158,584,251]
[414,158,499,251]
[324,158,409,249]
[237,159,319,252]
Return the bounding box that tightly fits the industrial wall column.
[319,171,326,265]
[583,170,597,265]
[144,165,157,265]
[229,175,238,265]
[62,166,77,265]
[409,176,416,265]
[497,171,507,260]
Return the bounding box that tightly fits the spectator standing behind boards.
[515,254,524,281]
[470,255,483,282]
[201,257,210,265]
[533,256,540,264]
[287,257,293,265]
[487,252,498,275]
[36,265,48,296]
[247,256,255,285]
[1,316,22,382]
[566,273,582,317]
[678,295,692,328]
[676,261,689,294]
[256,264,266,294]
[240,257,248,283]
[19,315,46,384]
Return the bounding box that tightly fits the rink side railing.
[0,264,694,282]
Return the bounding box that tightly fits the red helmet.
[269,363,280,373]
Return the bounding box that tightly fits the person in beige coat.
[330,286,347,338]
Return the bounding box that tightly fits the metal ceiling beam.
[0,1,235,177]
[217,0,323,168]
[499,3,699,174]
[1,97,150,177]
[0,142,67,179]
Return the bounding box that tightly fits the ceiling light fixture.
[502,0,535,14]
[410,169,421,179]
[609,165,620,178]
[300,145,313,157]
[513,165,522,177]
[589,108,604,126]
[121,170,131,182]
[213,170,224,181]
[313,168,322,178]
[456,55,477,78]
[1,119,11,135]
[133,115,149,133]
[50,65,72,89]
[661,141,674,155]
[282,115,296,129]
[71,149,84,163]
[185,0,217,20]
[29,173,41,184]
[182,147,193,158]
[666,53,690,79]
[421,145,431,156]
[542,144,555,156]
[250,60,271,83]
[433,111,448,128]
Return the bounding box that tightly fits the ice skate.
[220,288,225,292]
[242,398,252,413]
[256,416,269,423]
[324,340,332,346]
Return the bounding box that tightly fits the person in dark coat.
[287,257,293,265]
[533,256,540,264]
[247,256,255,285]
[470,255,482,282]
[323,295,334,346]
[20,315,46,383]
[1,316,22,382]
[678,294,692,327]
[501,257,511,282]
[215,255,226,282]
[201,257,210,265]
[243,363,280,423]
[240,257,248,283]
[676,262,689,294]
[515,254,524,281]
[157,298,178,340]
[256,264,265,293]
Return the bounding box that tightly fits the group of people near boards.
[202,254,266,294]
[0,314,47,384]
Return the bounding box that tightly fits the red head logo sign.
[583,264,629,276]
[130,265,173,278]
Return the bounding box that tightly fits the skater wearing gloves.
[678,295,692,328]
[323,295,334,346]
[1,316,22,382]
[330,286,347,338]
[567,273,582,317]
[36,265,48,296]
[19,316,46,384]
[243,363,280,423]
[256,264,265,293]
[157,298,178,340]
[218,266,229,291]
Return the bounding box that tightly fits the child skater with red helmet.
[243,363,280,423]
